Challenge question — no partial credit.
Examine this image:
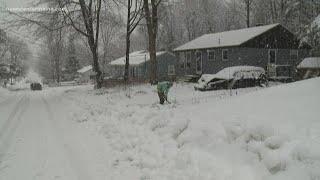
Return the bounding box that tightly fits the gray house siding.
[176,47,310,76]
[145,53,177,81]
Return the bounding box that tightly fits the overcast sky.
[1,0,43,69]
[3,0,34,8]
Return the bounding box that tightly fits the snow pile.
[297,57,320,69]
[63,78,319,180]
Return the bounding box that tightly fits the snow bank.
[63,78,319,180]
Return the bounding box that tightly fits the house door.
[196,51,202,74]
[268,49,277,77]
[268,49,277,64]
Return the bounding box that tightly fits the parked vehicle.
[194,66,267,91]
[30,82,42,91]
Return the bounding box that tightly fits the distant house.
[297,57,320,79]
[77,65,94,83]
[108,50,177,81]
[174,23,312,80]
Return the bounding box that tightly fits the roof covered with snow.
[297,57,320,69]
[174,24,280,51]
[109,51,167,66]
[77,65,92,73]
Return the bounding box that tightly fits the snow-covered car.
[194,66,267,91]
[30,82,42,91]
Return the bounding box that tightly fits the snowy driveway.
[0,89,111,180]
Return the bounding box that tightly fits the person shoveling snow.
[157,81,173,104]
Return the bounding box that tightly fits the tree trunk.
[124,0,131,82]
[91,44,102,89]
[124,34,130,82]
[143,0,160,84]
[246,1,250,27]
[149,30,157,84]
[87,31,102,89]
[78,0,103,89]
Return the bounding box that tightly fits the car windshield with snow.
[195,66,267,91]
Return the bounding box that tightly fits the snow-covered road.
[0,89,111,180]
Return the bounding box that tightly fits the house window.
[186,52,191,68]
[222,49,228,61]
[269,49,277,64]
[208,50,215,61]
[290,50,298,61]
[168,65,175,75]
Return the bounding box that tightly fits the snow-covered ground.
[0,78,319,180]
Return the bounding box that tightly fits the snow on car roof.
[215,66,265,79]
[297,57,320,69]
[174,24,279,51]
[200,66,265,83]
[109,51,166,66]
[77,65,92,73]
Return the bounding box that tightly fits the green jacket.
[157,81,173,96]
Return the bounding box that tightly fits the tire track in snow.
[0,92,18,107]
[41,96,92,180]
[0,94,30,159]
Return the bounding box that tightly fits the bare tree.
[242,0,254,27]
[100,6,123,66]
[0,29,9,60]
[124,0,144,81]
[64,0,104,88]
[143,0,162,84]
